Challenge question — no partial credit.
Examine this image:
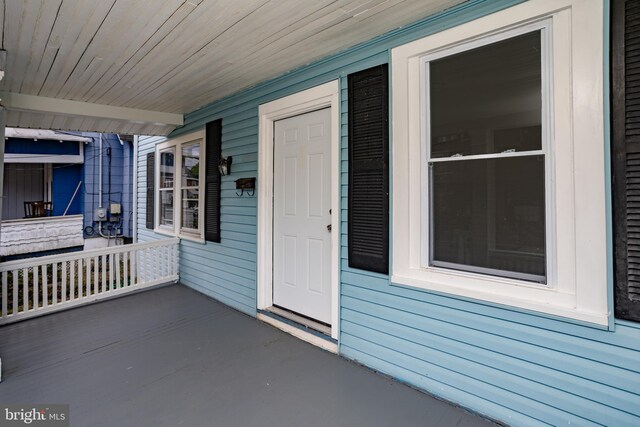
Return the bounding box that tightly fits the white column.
[0,106,5,382]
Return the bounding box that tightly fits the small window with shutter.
[613,0,640,322]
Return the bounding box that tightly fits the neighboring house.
[133,1,640,426]
[1,128,134,259]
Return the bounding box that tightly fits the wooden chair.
[24,201,53,218]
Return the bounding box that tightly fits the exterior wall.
[136,0,640,425]
[136,133,257,314]
[83,134,134,238]
[0,214,83,256]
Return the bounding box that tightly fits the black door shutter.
[146,152,155,230]
[205,119,222,243]
[613,0,640,322]
[348,64,389,274]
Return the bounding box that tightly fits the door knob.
[326,224,332,232]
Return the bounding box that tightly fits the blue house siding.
[83,133,134,237]
[135,0,640,425]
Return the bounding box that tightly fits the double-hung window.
[391,0,607,325]
[155,131,205,241]
[424,25,548,284]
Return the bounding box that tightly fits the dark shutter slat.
[348,64,389,274]
[146,152,155,230]
[205,119,222,243]
[613,0,640,321]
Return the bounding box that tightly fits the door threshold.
[267,306,331,335]
[257,309,337,354]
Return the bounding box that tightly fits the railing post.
[52,263,58,305]
[22,268,28,313]
[33,264,39,309]
[2,271,7,320]
[42,264,48,309]
[62,262,67,303]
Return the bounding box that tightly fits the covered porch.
[0,284,493,427]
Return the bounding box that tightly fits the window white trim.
[391,0,608,325]
[257,80,341,340]
[155,130,205,241]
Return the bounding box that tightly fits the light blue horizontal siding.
[132,0,640,425]
[136,132,257,315]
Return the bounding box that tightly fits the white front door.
[273,108,332,324]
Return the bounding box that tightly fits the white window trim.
[391,0,608,325]
[155,130,205,243]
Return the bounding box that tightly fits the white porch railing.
[0,238,179,325]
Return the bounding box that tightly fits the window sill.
[390,270,608,327]
[178,233,205,244]
[154,228,205,244]
[154,228,176,238]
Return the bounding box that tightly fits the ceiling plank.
[17,0,63,94]
[37,0,116,98]
[81,0,192,103]
[101,0,269,107]
[171,0,461,111]
[86,0,224,105]
[129,0,345,111]
[57,0,188,101]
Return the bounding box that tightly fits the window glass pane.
[159,191,173,226]
[431,156,546,281]
[430,31,542,158]
[182,143,200,187]
[182,189,199,230]
[160,151,174,189]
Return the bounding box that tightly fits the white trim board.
[257,313,338,354]
[257,80,341,341]
[0,92,183,126]
[4,142,84,164]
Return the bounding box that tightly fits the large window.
[391,0,607,325]
[425,28,547,283]
[155,131,204,241]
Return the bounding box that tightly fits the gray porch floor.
[0,285,496,427]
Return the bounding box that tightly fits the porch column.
[0,106,5,231]
[0,106,4,382]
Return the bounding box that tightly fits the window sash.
[155,132,205,240]
[179,141,202,235]
[420,20,553,285]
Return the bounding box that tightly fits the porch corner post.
[132,135,138,243]
[0,106,5,382]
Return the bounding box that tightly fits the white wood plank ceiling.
[0,0,464,135]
